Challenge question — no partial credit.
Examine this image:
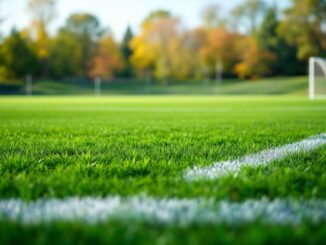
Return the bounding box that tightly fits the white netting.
[309,57,326,99]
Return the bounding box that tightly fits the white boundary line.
[1,134,326,226]
[185,133,326,180]
[0,196,325,225]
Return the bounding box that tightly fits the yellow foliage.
[27,0,56,60]
[130,34,157,70]
[130,15,206,81]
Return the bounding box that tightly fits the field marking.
[185,133,326,180]
[0,196,325,226]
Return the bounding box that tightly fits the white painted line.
[185,133,326,180]
[0,196,325,225]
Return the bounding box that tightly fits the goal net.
[309,57,326,99]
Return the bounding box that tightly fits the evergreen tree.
[119,26,134,77]
[257,7,305,75]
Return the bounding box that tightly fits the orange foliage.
[200,27,241,74]
[89,35,123,79]
[234,37,275,79]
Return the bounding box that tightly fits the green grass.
[0,76,309,95]
[0,96,325,244]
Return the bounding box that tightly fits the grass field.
[0,76,309,95]
[0,96,325,244]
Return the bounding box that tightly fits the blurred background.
[0,0,325,95]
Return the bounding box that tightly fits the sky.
[1,0,289,41]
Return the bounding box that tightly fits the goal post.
[309,57,326,100]
[94,77,101,97]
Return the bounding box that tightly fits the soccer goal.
[309,57,326,99]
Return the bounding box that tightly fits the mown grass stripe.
[185,133,326,180]
[0,196,325,225]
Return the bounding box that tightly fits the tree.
[201,4,224,29]
[149,16,182,83]
[130,11,185,83]
[183,27,208,80]
[119,26,134,77]
[0,30,38,80]
[49,29,83,78]
[231,0,266,35]
[130,27,157,81]
[200,27,240,79]
[234,37,275,79]
[62,13,103,79]
[27,0,56,77]
[278,0,326,61]
[89,34,123,79]
[143,10,171,24]
[257,7,305,75]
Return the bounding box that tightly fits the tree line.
[0,0,325,83]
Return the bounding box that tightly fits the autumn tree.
[143,10,171,23]
[89,34,123,80]
[235,36,275,79]
[130,10,187,83]
[130,27,157,81]
[278,0,326,61]
[200,27,240,80]
[27,0,56,77]
[182,27,208,80]
[61,13,103,80]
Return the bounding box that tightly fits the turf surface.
[0,96,325,244]
[0,76,309,95]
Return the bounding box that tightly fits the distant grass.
[0,96,325,244]
[0,76,309,95]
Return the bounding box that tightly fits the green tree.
[0,30,39,80]
[278,0,326,61]
[61,13,103,79]
[257,7,305,75]
[231,0,266,35]
[49,29,82,78]
[119,26,134,77]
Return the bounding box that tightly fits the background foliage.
[0,0,325,82]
